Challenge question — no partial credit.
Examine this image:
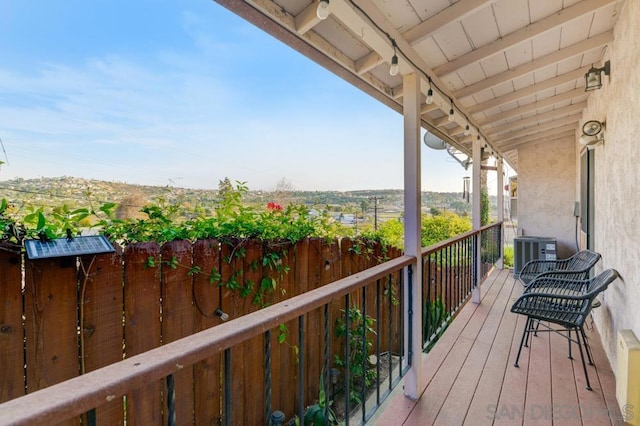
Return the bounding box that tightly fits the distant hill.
[0,176,489,220]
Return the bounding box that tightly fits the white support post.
[472,138,482,304]
[496,158,504,269]
[402,73,423,399]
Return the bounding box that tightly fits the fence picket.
[81,249,125,424]
[192,239,222,425]
[124,242,162,425]
[0,248,24,403]
[24,256,80,426]
[161,240,196,424]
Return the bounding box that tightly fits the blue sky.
[0,0,479,192]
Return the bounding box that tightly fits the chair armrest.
[524,272,589,293]
[519,258,571,276]
[510,291,591,320]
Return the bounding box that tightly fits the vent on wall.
[513,236,557,274]
[616,330,640,425]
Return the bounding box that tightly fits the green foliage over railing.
[421,211,472,247]
[0,180,348,246]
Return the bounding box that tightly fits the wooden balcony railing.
[0,223,503,425]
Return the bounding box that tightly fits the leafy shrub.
[334,306,377,405]
[421,211,471,247]
[503,245,514,268]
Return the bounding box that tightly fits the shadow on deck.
[371,268,625,425]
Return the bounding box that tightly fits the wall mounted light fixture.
[584,60,610,91]
[579,120,605,149]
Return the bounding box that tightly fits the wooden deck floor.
[372,268,625,426]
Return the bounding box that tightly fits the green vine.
[334,305,377,405]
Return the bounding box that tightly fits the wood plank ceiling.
[214,0,625,171]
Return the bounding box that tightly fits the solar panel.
[25,235,115,260]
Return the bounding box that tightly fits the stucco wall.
[517,137,577,259]
[576,0,640,369]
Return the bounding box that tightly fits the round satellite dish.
[423,132,447,150]
[582,120,603,137]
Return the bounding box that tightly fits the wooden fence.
[0,237,403,425]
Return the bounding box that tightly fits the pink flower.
[267,202,283,211]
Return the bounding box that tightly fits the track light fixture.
[464,124,470,136]
[425,77,433,104]
[316,0,330,20]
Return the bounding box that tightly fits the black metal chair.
[517,249,601,286]
[510,268,619,390]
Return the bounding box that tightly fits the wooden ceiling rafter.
[432,0,617,77]
[487,102,588,136]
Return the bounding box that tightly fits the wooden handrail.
[0,255,415,425]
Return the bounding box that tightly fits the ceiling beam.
[477,88,586,126]
[433,0,616,77]
[454,31,613,99]
[467,65,590,115]
[499,129,575,151]
[420,103,441,114]
[355,51,384,75]
[494,116,580,144]
[295,1,323,35]
[402,0,498,45]
[487,102,587,136]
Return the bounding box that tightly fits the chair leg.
[567,329,573,359]
[524,318,534,348]
[575,327,592,391]
[514,318,531,367]
[579,327,594,366]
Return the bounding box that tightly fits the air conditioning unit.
[513,236,557,274]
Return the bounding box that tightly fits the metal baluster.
[376,278,381,406]
[324,304,330,425]
[361,285,367,424]
[166,374,176,426]
[297,315,305,424]
[86,409,96,426]
[423,254,428,347]
[457,241,460,306]
[387,274,393,391]
[473,234,478,292]
[399,266,405,371]
[224,349,231,426]
[407,264,413,368]
[265,329,272,425]
[344,293,350,426]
